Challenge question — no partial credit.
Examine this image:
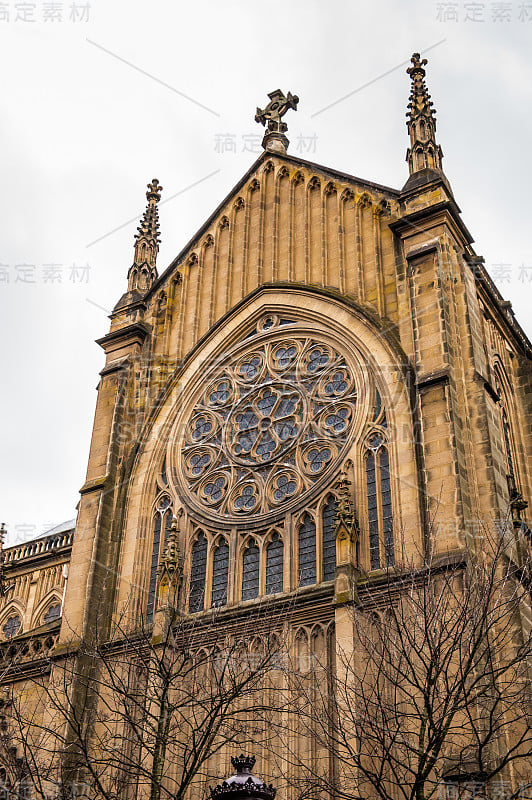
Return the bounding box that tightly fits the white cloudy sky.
[1,0,531,545]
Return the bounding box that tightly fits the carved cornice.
[96,322,151,355]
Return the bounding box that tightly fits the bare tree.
[0,534,291,800]
[282,528,532,800]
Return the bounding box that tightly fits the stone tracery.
[180,327,357,520]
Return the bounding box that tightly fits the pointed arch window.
[211,539,229,607]
[322,496,337,582]
[366,434,394,570]
[43,603,61,623]
[494,371,522,499]
[266,533,284,595]
[298,514,316,587]
[146,495,173,624]
[2,616,21,639]
[189,532,208,612]
[242,540,260,601]
[501,406,515,479]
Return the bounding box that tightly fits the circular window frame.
[169,319,367,527]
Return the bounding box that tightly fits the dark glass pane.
[43,604,61,623]
[380,449,394,567]
[266,534,284,595]
[322,495,337,582]
[502,408,515,477]
[2,616,21,638]
[146,513,162,623]
[189,533,208,612]
[308,348,329,373]
[373,390,382,422]
[211,541,229,607]
[242,541,260,601]
[164,509,173,545]
[298,514,316,587]
[366,452,380,570]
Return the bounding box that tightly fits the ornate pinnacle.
[336,473,356,531]
[156,515,182,614]
[160,515,180,576]
[127,178,163,294]
[405,53,443,176]
[0,524,14,598]
[255,90,299,154]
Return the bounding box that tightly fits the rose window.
[180,332,357,520]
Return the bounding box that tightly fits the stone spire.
[127,179,163,294]
[255,90,299,154]
[405,53,443,176]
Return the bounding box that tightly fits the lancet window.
[265,533,284,595]
[298,514,317,587]
[211,539,229,607]
[189,532,208,612]
[242,540,260,601]
[322,495,337,582]
[494,366,522,495]
[146,494,173,623]
[365,433,394,570]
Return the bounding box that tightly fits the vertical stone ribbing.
[355,198,365,301]
[247,179,262,295]
[199,238,214,340]
[277,169,290,281]
[325,184,339,289]
[308,177,321,285]
[215,218,230,321]
[373,207,385,318]
[293,173,305,282]
[230,199,246,309]
[262,164,274,284]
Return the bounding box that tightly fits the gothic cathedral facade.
[1,55,531,798]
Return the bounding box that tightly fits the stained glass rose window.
[180,326,356,520]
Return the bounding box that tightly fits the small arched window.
[211,540,229,607]
[322,496,337,582]
[242,540,260,601]
[366,433,395,570]
[146,497,173,624]
[43,603,61,624]
[2,616,21,639]
[298,514,316,587]
[501,406,515,479]
[266,533,284,595]
[189,532,208,613]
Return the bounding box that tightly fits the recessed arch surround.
[117,287,423,617]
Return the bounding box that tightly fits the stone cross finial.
[407,52,428,77]
[146,178,163,204]
[255,89,299,154]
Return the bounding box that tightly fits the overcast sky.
[1,0,531,545]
